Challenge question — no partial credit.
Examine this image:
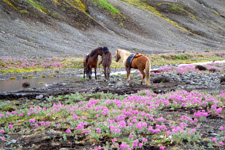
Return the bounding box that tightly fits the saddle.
[126,53,143,68]
[134,54,143,58]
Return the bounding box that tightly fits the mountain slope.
[0,0,225,57]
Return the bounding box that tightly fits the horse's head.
[98,47,103,56]
[116,49,121,62]
[102,47,109,55]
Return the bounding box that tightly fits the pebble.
[36,94,43,100]
[5,139,17,147]
[209,133,218,137]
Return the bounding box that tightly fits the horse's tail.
[145,60,151,86]
[86,64,90,73]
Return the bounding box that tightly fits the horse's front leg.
[126,67,131,82]
[83,69,85,78]
[94,67,97,79]
[104,67,107,79]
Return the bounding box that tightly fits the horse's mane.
[117,49,130,54]
[90,47,102,57]
[102,51,112,67]
[116,49,132,65]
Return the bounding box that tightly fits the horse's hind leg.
[104,67,107,79]
[106,67,110,80]
[139,69,145,85]
[83,63,86,78]
[88,67,92,80]
[83,68,85,78]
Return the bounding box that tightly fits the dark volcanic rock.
[220,76,225,84]
[195,65,207,71]
[22,82,30,88]
[153,77,170,83]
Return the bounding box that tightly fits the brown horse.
[116,49,151,85]
[99,47,112,80]
[83,47,103,79]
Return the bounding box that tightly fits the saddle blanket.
[126,53,143,68]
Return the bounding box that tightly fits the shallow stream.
[0,60,224,92]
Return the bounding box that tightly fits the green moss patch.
[27,0,48,14]
[91,0,121,15]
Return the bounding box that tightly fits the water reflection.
[0,77,73,92]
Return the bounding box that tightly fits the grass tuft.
[91,0,121,14]
[27,0,47,14]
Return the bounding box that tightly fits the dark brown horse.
[116,49,151,85]
[99,47,112,80]
[83,47,103,79]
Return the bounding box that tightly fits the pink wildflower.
[219,126,224,131]
[0,129,4,134]
[81,116,87,120]
[212,138,217,142]
[133,139,138,144]
[120,143,129,149]
[66,129,71,133]
[112,138,117,142]
[8,125,13,129]
[114,128,121,134]
[219,142,224,146]
[129,134,134,139]
[167,131,171,135]
[82,130,90,134]
[142,138,147,143]
[129,123,133,127]
[40,121,45,126]
[35,124,39,127]
[192,128,196,133]
[96,128,101,133]
[29,118,35,123]
[160,146,165,150]
[46,121,50,126]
